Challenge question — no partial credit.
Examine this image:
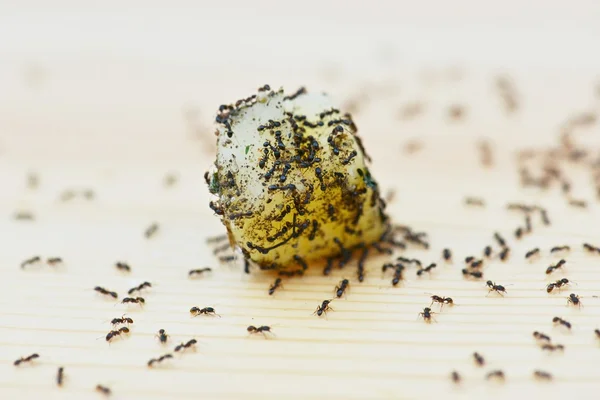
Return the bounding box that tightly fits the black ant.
[442,248,452,262]
[148,354,173,367]
[94,286,118,299]
[96,385,111,396]
[486,280,507,296]
[550,245,570,253]
[484,246,492,258]
[190,306,220,317]
[121,297,145,305]
[335,279,349,298]
[418,307,435,323]
[268,278,283,295]
[127,281,152,295]
[525,248,540,259]
[462,269,483,279]
[534,370,552,381]
[115,262,131,272]
[552,316,571,330]
[583,243,600,253]
[247,325,274,337]
[546,259,566,275]
[469,259,483,269]
[465,256,475,264]
[397,256,422,267]
[14,353,39,366]
[174,338,197,352]
[595,329,600,340]
[188,267,212,278]
[533,331,551,342]
[473,352,485,366]
[494,232,507,247]
[47,257,63,266]
[546,278,572,293]
[57,366,64,386]
[110,315,133,326]
[428,294,454,309]
[499,247,510,261]
[20,256,41,268]
[451,371,461,383]
[416,263,437,276]
[486,370,505,381]
[156,329,169,344]
[105,327,130,342]
[541,343,564,352]
[567,293,581,308]
[314,299,333,317]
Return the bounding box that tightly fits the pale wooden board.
[2,2,600,399]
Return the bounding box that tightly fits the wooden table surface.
[2,2,600,399]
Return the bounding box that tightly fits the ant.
[550,245,570,253]
[115,262,131,272]
[462,269,483,279]
[465,256,475,264]
[525,248,540,259]
[156,329,169,344]
[94,286,118,299]
[451,371,461,383]
[583,243,600,253]
[484,246,492,257]
[541,343,564,352]
[546,278,572,293]
[190,306,220,317]
[127,282,151,295]
[486,370,505,381]
[57,366,64,386]
[247,325,274,337]
[469,259,484,269]
[498,247,510,261]
[464,197,485,206]
[106,327,130,342]
[418,307,436,323]
[416,263,437,276]
[442,248,452,261]
[314,299,334,317]
[595,329,600,339]
[534,370,552,381]
[14,353,39,366]
[174,339,197,352]
[545,259,566,275]
[567,293,581,308]
[188,267,212,278]
[268,278,283,295]
[540,209,550,225]
[110,315,133,326]
[552,317,571,330]
[533,331,551,342]
[47,257,63,266]
[494,232,507,247]
[20,256,41,268]
[121,297,145,306]
[473,352,485,366]
[428,294,454,309]
[335,279,349,298]
[148,354,173,367]
[486,281,508,296]
[96,385,111,396]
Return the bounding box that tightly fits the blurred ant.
[486,370,505,381]
[533,331,551,342]
[96,385,111,396]
[121,297,145,306]
[189,268,212,278]
[552,316,571,330]
[14,353,39,366]
[335,279,349,298]
[534,370,552,381]
[174,339,197,352]
[148,354,173,367]
[473,352,485,366]
[546,259,566,275]
[268,278,283,295]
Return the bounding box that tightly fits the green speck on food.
[245,145,252,154]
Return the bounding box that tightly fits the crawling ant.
[121,297,145,306]
[483,246,492,257]
[552,316,572,330]
[94,286,118,299]
[494,232,507,247]
[546,278,571,293]
[47,257,63,266]
[190,306,220,317]
[486,370,505,381]
[546,259,566,275]
[469,259,483,269]
[550,245,570,253]
[515,227,524,239]
[540,209,550,225]
[110,315,133,326]
[127,281,151,295]
[174,339,197,352]
[106,327,130,342]
[473,352,485,366]
[156,329,169,344]
[145,222,159,238]
[567,293,581,308]
[583,243,600,253]
[541,343,564,352]
[14,353,39,366]
[96,385,111,396]
[115,262,131,272]
[314,300,334,317]
[465,256,475,264]
[498,247,510,261]
[416,263,437,276]
[486,280,507,296]
[148,353,173,367]
[533,331,551,342]
[268,278,283,295]
[525,248,540,259]
[188,267,212,278]
[451,371,461,383]
[57,366,64,386]
[442,248,452,261]
[20,256,41,269]
[595,329,600,340]
[429,294,454,309]
[533,370,552,381]
[462,269,483,279]
[247,325,274,337]
[418,307,436,323]
[323,258,334,276]
[335,279,349,298]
